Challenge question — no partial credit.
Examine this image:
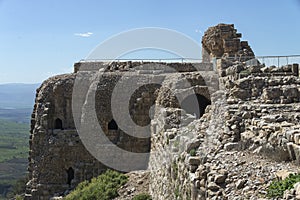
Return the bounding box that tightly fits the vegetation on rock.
[65,170,128,200]
[189,149,196,156]
[267,173,300,198]
[132,193,152,200]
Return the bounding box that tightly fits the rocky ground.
[186,90,300,199]
[115,171,150,200]
[115,149,300,200]
[148,76,300,200]
[192,148,300,200]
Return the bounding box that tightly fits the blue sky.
[0,0,300,83]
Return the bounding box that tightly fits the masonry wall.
[26,62,214,199]
[25,23,300,200]
[148,59,300,199]
[149,71,218,200]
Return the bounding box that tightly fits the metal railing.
[79,58,203,63]
[79,55,300,67]
[215,55,300,67]
[256,55,300,67]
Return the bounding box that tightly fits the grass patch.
[240,69,251,75]
[65,170,128,200]
[267,173,300,198]
[172,161,178,180]
[174,186,182,199]
[132,193,152,200]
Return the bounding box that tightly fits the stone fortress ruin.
[26,24,300,199]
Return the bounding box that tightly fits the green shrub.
[15,195,24,200]
[132,193,152,200]
[267,173,300,198]
[65,169,128,200]
[189,149,196,156]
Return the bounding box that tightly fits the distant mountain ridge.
[0,83,40,109]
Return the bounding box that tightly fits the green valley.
[0,118,29,199]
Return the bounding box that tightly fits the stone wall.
[202,24,255,62]
[147,24,300,199]
[26,23,300,200]
[26,62,215,199]
[74,61,213,73]
[148,70,219,200]
[221,61,300,163]
[148,58,300,199]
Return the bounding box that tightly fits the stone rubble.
[150,73,300,199]
[114,171,150,200]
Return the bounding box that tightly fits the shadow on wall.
[66,167,74,187]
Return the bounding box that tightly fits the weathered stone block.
[262,87,282,102]
[294,134,300,145]
[292,144,300,164]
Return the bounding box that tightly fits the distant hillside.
[0,118,29,199]
[0,84,37,198]
[0,83,40,109]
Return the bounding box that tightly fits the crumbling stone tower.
[202,24,255,62]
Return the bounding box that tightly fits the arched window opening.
[66,167,74,186]
[54,118,63,130]
[108,119,118,130]
[181,94,211,119]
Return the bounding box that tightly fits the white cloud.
[195,29,202,33]
[74,32,93,37]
